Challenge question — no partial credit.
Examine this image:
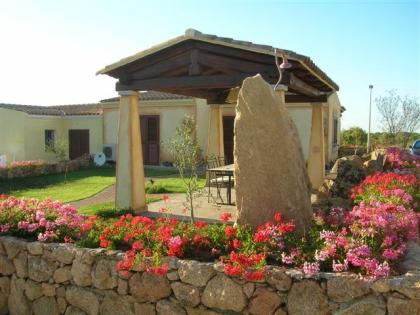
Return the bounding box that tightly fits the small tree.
[164,116,201,223]
[341,127,367,153]
[376,90,420,147]
[46,139,69,183]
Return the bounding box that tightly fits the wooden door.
[69,129,90,160]
[223,116,235,164]
[140,115,160,165]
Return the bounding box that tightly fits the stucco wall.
[0,236,417,315]
[0,108,26,162]
[63,116,103,156]
[326,92,342,162]
[103,99,196,164]
[286,105,313,161]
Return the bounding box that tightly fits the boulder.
[71,259,92,286]
[171,282,200,307]
[128,272,171,302]
[248,287,282,315]
[28,256,56,282]
[287,280,328,315]
[333,295,386,315]
[53,266,72,283]
[65,306,88,315]
[201,274,247,312]
[266,267,292,291]
[0,255,15,276]
[8,275,31,315]
[66,286,99,315]
[387,295,420,315]
[329,155,366,199]
[100,293,134,315]
[13,251,28,278]
[134,303,156,315]
[33,296,60,315]
[178,261,216,287]
[327,274,370,302]
[234,75,313,233]
[91,259,118,290]
[156,299,186,315]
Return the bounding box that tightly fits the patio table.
[207,164,234,205]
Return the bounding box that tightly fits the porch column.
[307,103,325,189]
[206,105,224,158]
[116,90,147,212]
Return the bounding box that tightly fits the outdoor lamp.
[279,54,293,69]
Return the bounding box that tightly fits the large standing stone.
[234,75,313,233]
[201,274,247,312]
[66,286,99,315]
[329,155,366,198]
[287,280,328,315]
[128,272,171,302]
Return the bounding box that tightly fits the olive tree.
[164,116,201,223]
[46,139,69,183]
[376,90,420,147]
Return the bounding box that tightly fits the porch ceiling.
[98,29,338,104]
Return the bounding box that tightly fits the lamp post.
[367,85,374,153]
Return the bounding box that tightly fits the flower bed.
[0,158,90,180]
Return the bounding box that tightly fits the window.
[333,118,338,146]
[45,130,55,150]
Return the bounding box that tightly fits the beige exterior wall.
[63,116,103,156]
[0,108,27,162]
[326,92,342,162]
[286,104,313,161]
[102,98,197,164]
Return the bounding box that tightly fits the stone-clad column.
[307,103,325,188]
[116,91,147,212]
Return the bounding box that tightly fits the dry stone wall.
[0,236,418,315]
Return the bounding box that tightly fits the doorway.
[223,116,235,164]
[140,115,160,165]
[68,129,90,160]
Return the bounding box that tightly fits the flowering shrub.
[351,172,419,209]
[385,147,419,171]
[0,195,85,242]
[0,160,46,169]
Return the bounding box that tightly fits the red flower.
[220,212,232,222]
[225,226,236,238]
[194,221,207,229]
[232,239,242,249]
[278,222,295,233]
[161,195,170,202]
[224,263,242,276]
[244,270,265,281]
[274,212,283,223]
[132,241,143,251]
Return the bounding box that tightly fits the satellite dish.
[93,152,106,167]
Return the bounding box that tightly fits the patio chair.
[206,156,234,204]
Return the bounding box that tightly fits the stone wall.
[0,236,418,315]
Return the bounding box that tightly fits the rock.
[27,242,43,256]
[56,286,66,297]
[66,286,99,315]
[234,75,313,233]
[167,271,179,281]
[171,282,200,307]
[184,307,220,315]
[243,282,255,298]
[91,259,118,290]
[334,295,386,315]
[52,245,75,264]
[42,282,56,296]
[2,237,24,259]
[201,274,247,312]
[28,255,55,282]
[57,297,67,313]
[399,241,420,272]
[54,266,72,283]
[327,274,370,302]
[129,272,171,302]
[266,267,292,291]
[118,278,128,295]
[156,299,186,315]
[371,278,391,293]
[33,296,60,315]
[178,261,216,287]
[387,295,420,315]
[100,293,134,315]
[0,292,7,315]
[65,306,88,315]
[24,279,43,301]
[329,155,366,199]
[134,303,156,315]
[13,251,28,278]
[71,259,92,286]
[0,255,15,275]
[248,287,281,315]
[287,280,328,315]
[8,275,31,315]
[390,272,420,299]
[0,277,9,295]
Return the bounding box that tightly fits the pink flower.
[303,262,320,276]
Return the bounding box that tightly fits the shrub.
[385,147,420,170]
[0,195,85,242]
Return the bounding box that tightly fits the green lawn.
[145,176,206,194]
[0,167,181,203]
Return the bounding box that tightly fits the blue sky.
[0,0,418,131]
